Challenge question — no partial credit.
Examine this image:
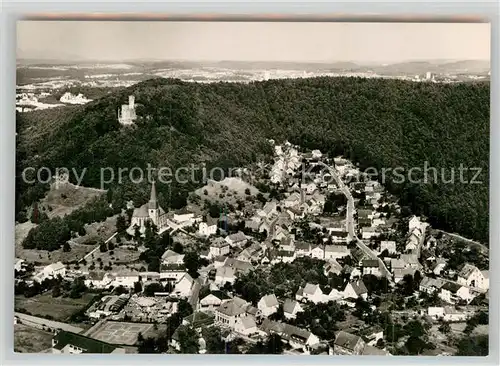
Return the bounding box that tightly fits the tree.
[439,322,451,334]
[405,335,427,355]
[63,242,71,252]
[116,215,127,234]
[144,282,163,297]
[202,327,225,354]
[108,242,115,251]
[266,333,284,354]
[52,283,61,297]
[178,299,193,318]
[99,241,107,252]
[178,326,199,354]
[184,251,201,278]
[133,281,143,294]
[173,242,184,254]
[456,335,488,356]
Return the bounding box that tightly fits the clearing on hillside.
[39,181,106,219]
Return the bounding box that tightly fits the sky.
[17,21,491,63]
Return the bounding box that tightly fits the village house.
[160,264,187,281]
[311,245,325,259]
[332,331,366,355]
[343,265,362,280]
[296,283,324,304]
[361,227,380,240]
[443,306,470,322]
[112,273,140,288]
[84,272,113,289]
[224,258,254,275]
[357,326,384,346]
[198,217,218,237]
[362,260,381,277]
[215,266,236,286]
[279,237,295,252]
[284,192,302,208]
[400,254,420,269]
[173,213,200,226]
[428,306,445,319]
[439,282,472,304]
[329,231,349,243]
[343,280,368,300]
[199,291,230,312]
[302,182,318,194]
[324,245,350,260]
[257,294,280,317]
[432,258,447,275]
[214,299,247,329]
[283,299,304,320]
[294,241,312,257]
[380,240,397,254]
[260,320,320,352]
[161,249,185,265]
[225,232,248,248]
[271,250,296,264]
[209,238,230,258]
[173,273,194,298]
[14,258,26,273]
[235,315,259,336]
[393,268,416,284]
[323,260,343,276]
[258,201,279,219]
[39,261,66,281]
[406,228,421,252]
[244,219,261,232]
[419,277,446,295]
[457,264,488,290]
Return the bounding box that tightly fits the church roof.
[132,203,149,218]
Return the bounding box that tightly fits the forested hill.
[16,77,489,243]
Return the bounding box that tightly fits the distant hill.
[16,76,490,243]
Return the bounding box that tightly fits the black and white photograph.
[14,20,490,356]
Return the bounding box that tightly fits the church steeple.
[148,181,158,210]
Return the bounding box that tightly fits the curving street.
[318,162,392,279]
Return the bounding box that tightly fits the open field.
[76,245,143,273]
[15,221,37,247]
[86,321,154,346]
[15,293,96,322]
[72,215,118,245]
[14,324,53,353]
[194,177,260,205]
[40,182,106,219]
[16,241,95,265]
[16,215,118,265]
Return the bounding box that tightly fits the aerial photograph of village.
[14,21,490,356]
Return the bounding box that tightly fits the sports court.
[87,321,154,346]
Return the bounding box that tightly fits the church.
[127,181,168,235]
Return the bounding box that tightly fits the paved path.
[15,312,84,334]
[436,230,489,254]
[79,232,117,263]
[317,162,392,279]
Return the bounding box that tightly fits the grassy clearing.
[40,182,105,219]
[15,292,96,322]
[14,324,53,353]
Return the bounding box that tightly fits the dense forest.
[16,76,489,243]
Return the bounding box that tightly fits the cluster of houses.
[15,141,489,355]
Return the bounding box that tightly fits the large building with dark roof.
[51,330,125,354]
